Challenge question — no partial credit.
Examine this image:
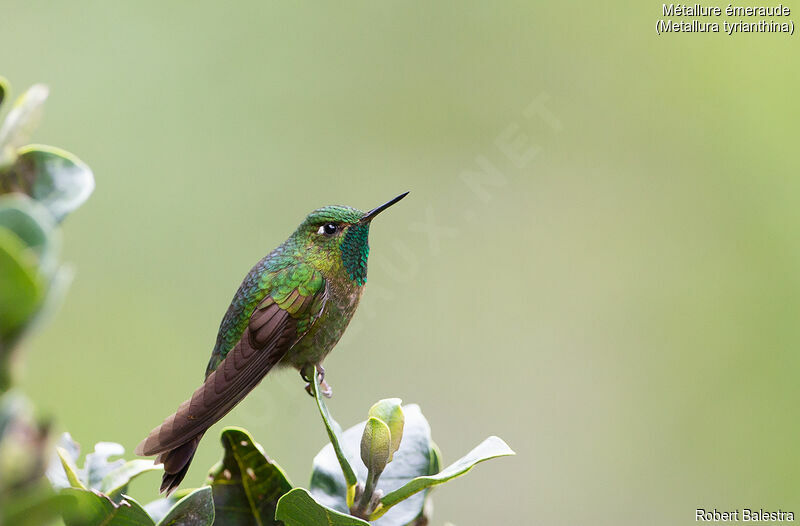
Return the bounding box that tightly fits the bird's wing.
[135,265,327,457]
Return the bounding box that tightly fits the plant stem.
[309,365,358,507]
[352,469,380,518]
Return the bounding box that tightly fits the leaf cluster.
[49,434,213,526]
[273,373,514,525]
[0,77,94,389]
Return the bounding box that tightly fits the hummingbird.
[135,192,408,494]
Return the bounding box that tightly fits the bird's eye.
[317,223,338,235]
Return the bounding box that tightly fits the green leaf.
[83,441,125,489]
[371,436,515,520]
[0,225,43,339]
[310,405,438,526]
[275,488,370,526]
[144,488,194,524]
[360,417,392,478]
[368,399,404,462]
[50,438,158,502]
[309,367,358,507]
[9,145,95,222]
[57,447,86,490]
[1,484,69,526]
[0,194,56,247]
[0,194,59,273]
[101,459,162,499]
[428,440,442,476]
[208,426,292,526]
[46,433,80,490]
[156,486,214,526]
[0,195,61,369]
[60,488,155,526]
[0,84,48,155]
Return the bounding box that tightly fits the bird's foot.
[300,364,315,383]
[319,378,333,398]
[304,379,333,398]
[302,364,333,398]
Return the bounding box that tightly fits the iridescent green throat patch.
[341,224,369,286]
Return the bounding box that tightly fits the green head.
[291,192,408,285]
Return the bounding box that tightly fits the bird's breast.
[284,279,365,368]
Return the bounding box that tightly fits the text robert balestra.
[697,509,794,522]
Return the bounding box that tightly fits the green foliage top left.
[0,77,94,388]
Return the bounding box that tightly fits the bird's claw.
[304,378,333,398]
[300,364,315,383]
[302,364,332,398]
[319,378,333,398]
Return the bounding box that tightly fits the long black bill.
[360,192,409,223]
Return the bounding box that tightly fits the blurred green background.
[4,2,800,524]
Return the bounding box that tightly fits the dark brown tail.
[136,301,295,494]
[156,434,202,495]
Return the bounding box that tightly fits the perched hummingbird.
[135,192,408,494]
